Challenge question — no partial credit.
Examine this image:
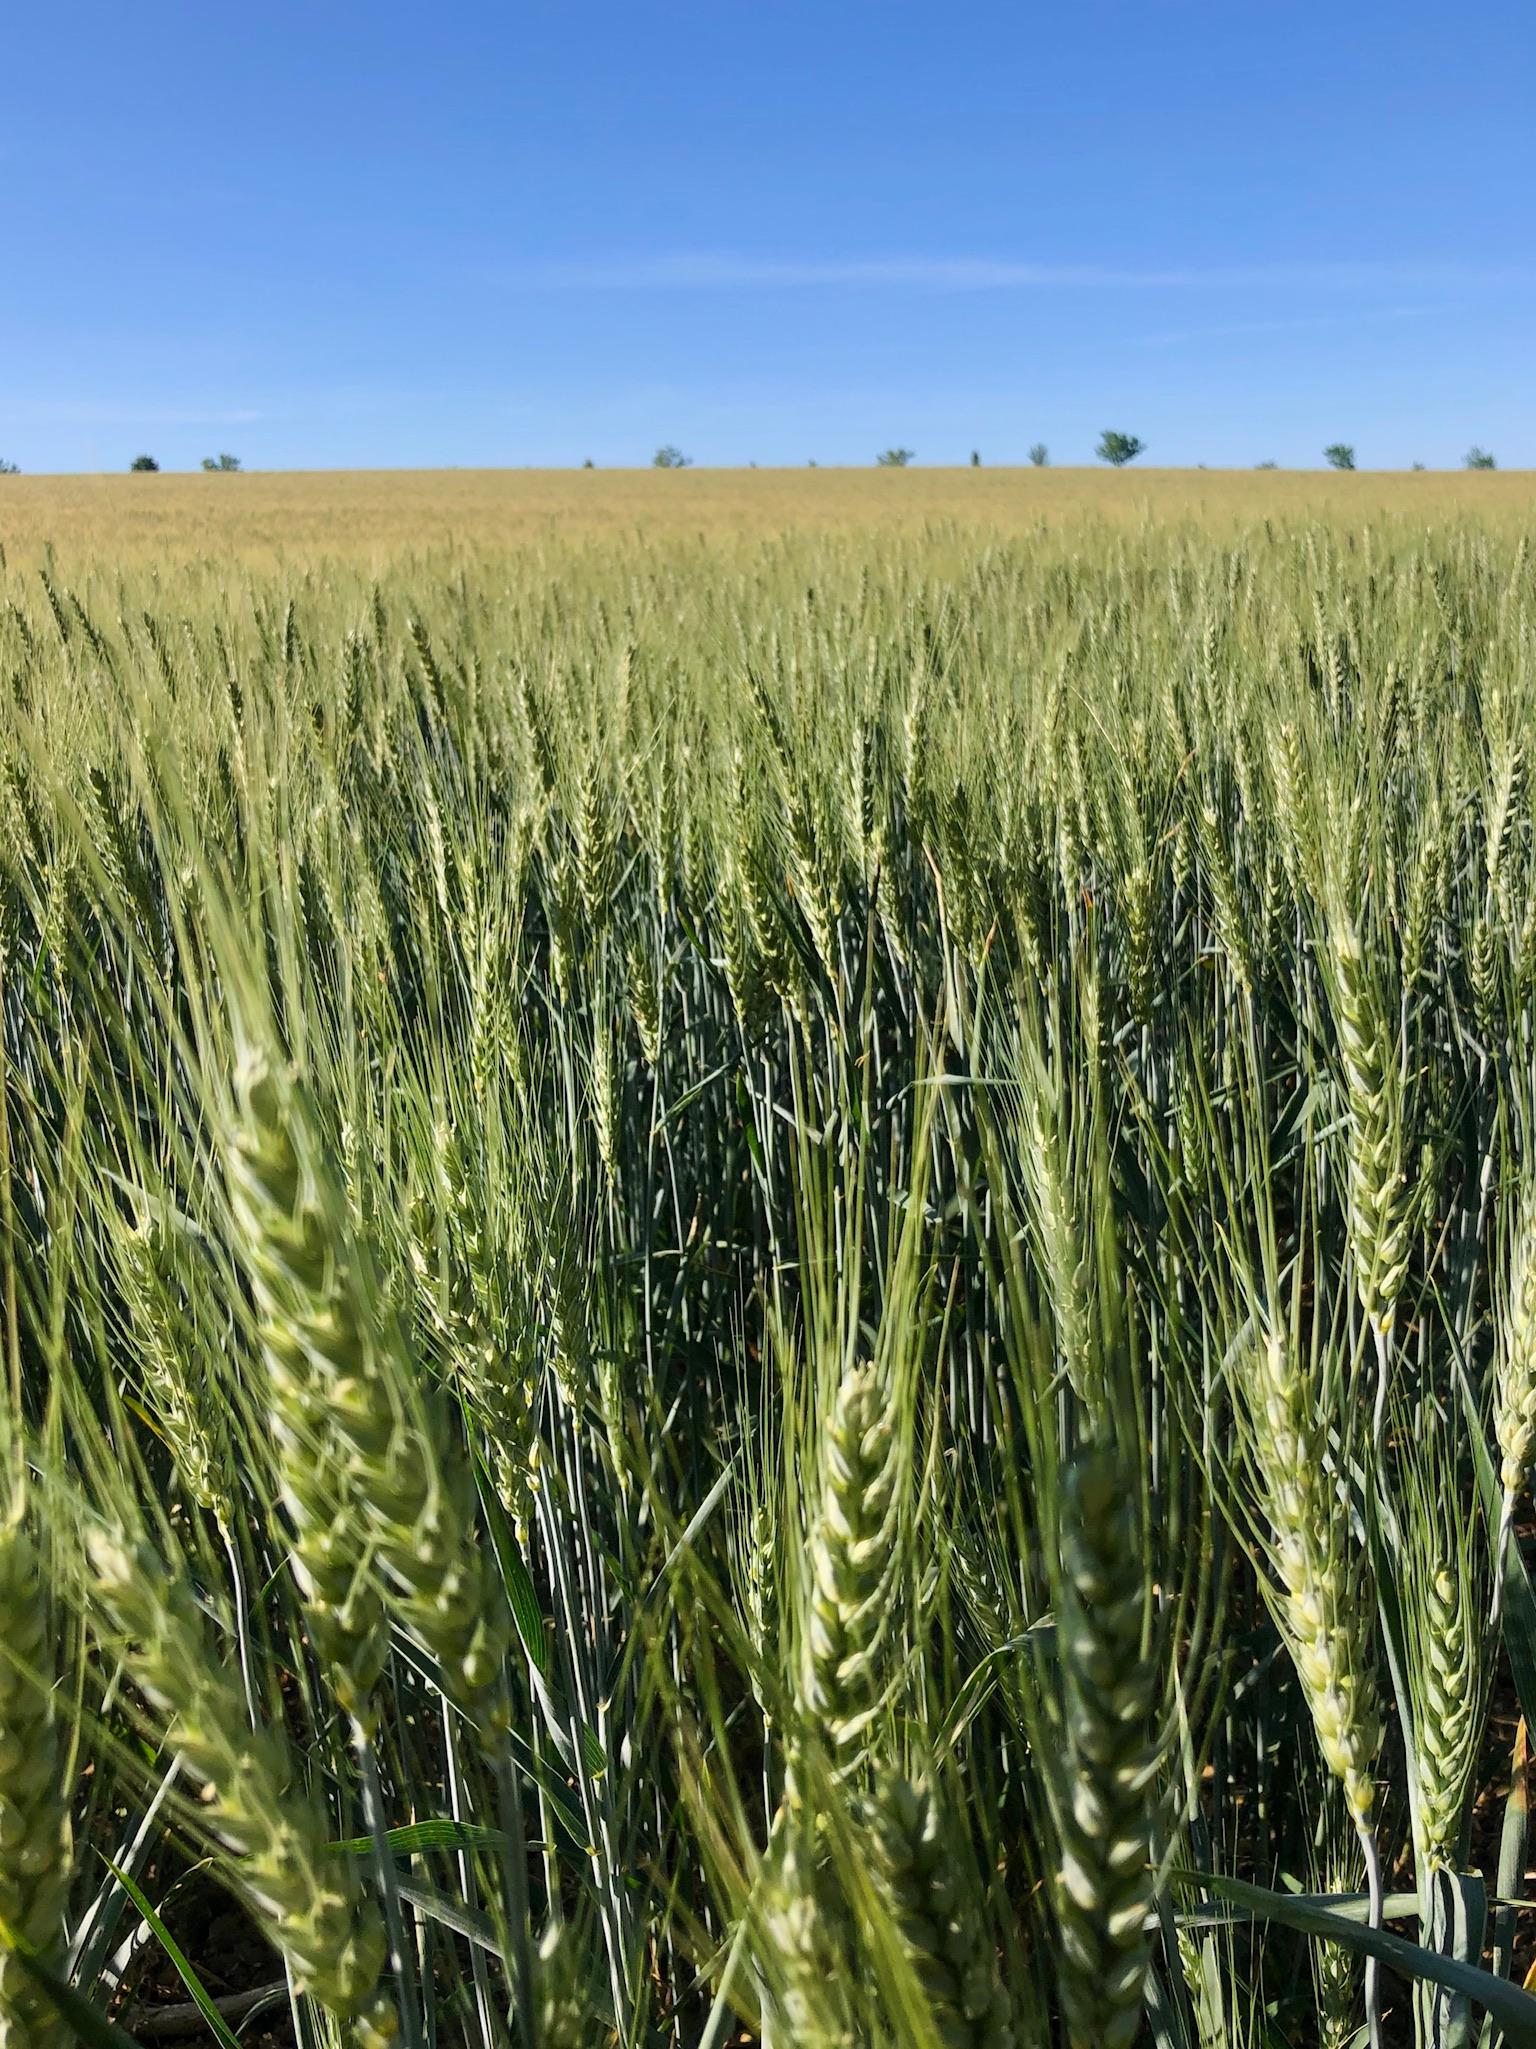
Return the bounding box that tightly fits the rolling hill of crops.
[2,494,1536,2047]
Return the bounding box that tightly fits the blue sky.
[5,1,1533,472]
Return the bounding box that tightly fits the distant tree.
[652,445,692,469]
[808,459,818,467]
[201,452,242,472]
[1255,460,1278,469]
[1028,443,1049,467]
[876,448,914,467]
[129,454,160,472]
[970,450,981,467]
[1096,430,1145,467]
[0,459,18,476]
[1411,462,1427,472]
[582,457,595,468]
[1465,446,1497,470]
[1323,443,1356,470]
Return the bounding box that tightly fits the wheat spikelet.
[115,1215,231,1520]
[88,1526,393,2041]
[1327,905,1409,1439]
[1485,738,1522,908]
[1401,808,1443,989]
[1051,1448,1160,2049]
[413,1166,538,1545]
[1198,803,1254,996]
[1494,1186,1536,1599]
[731,1487,778,1714]
[875,1774,1014,2049]
[1015,1056,1092,1404]
[1412,1563,1479,1868]
[757,1795,855,2049]
[445,1306,537,1543]
[901,663,933,830]
[848,717,880,877]
[575,754,615,929]
[224,1057,391,1717]
[542,1221,594,1420]
[1122,856,1156,1028]
[1267,721,1314,890]
[1389,1383,1484,1893]
[805,1363,899,1779]
[1498,1212,1536,1503]
[466,922,510,1121]
[786,790,837,976]
[717,859,767,1030]
[1469,914,1501,1041]
[949,1527,1008,1663]
[731,749,780,953]
[588,1023,619,1188]
[417,778,450,925]
[1244,1328,1380,1823]
[227,1051,507,1726]
[625,937,661,1068]
[0,1522,70,2049]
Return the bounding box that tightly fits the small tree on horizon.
[1255,459,1278,469]
[201,453,242,472]
[652,445,692,469]
[876,448,914,467]
[1323,443,1356,470]
[129,454,160,472]
[1028,443,1049,467]
[970,450,981,467]
[1465,446,1497,470]
[1096,430,1144,466]
[0,459,18,476]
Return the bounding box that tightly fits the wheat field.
[2,479,1536,2048]
[4,464,1535,564]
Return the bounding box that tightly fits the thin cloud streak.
[513,253,1536,294]
[1128,305,1432,347]
[5,401,265,427]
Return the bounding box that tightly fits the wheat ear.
[1051,1448,1161,2049]
[1494,1186,1536,1613]
[1242,1325,1383,2042]
[227,1050,508,1727]
[88,1525,395,2046]
[804,1362,900,1781]
[875,1773,1014,2049]
[0,1521,71,2049]
[1327,908,1409,1449]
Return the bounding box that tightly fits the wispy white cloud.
[1128,305,1432,347]
[4,401,264,427]
[510,253,1535,294]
